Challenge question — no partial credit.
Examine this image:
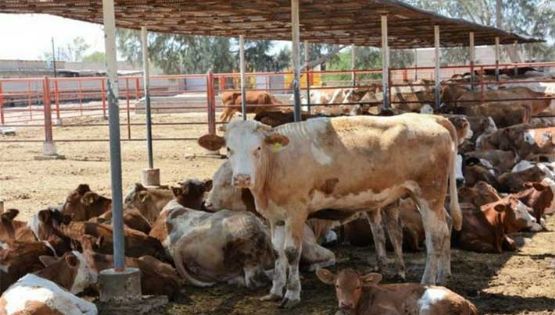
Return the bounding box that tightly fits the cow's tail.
[173,242,215,287]
[439,118,462,231]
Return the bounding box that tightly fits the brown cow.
[0,209,36,243]
[62,184,111,221]
[455,196,537,253]
[317,268,478,315]
[199,114,462,307]
[220,91,283,122]
[477,123,555,159]
[464,150,517,175]
[124,183,174,223]
[55,217,171,263]
[497,165,549,193]
[0,241,56,293]
[92,208,152,234]
[515,180,555,230]
[0,251,97,314]
[458,181,501,208]
[79,235,183,300]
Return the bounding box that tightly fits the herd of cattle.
[0,73,554,314]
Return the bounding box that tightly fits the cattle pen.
[1,1,555,315]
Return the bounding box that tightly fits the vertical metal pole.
[42,77,56,155]
[351,45,356,86]
[141,26,154,169]
[304,40,311,113]
[381,15,390,109]
[125,78,131,140]
[54,80,60,123]
[414,48,418,81]
[469,32,475,91]
[51,38,57,78]
[434,25,441,110]
[513,40,518,76]
[102,0,125,272]
[495,37,500,81]
[0,82,4,125]
[291,0,302,122]
[239,35,247,120]
[206,71,216,135]
[101,79,107,118]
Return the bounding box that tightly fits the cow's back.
[266,114,455,212]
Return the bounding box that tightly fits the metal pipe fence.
[0,61,553,144]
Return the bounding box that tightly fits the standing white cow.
[198,114,461,308]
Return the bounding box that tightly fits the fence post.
[42,76,58,156]
[54,79,62,125]
[0,81,4,125]
[101,78,107,119]
[125,78,131,140]
[206,71,216,136]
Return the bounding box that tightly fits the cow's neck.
[249,150,274,211]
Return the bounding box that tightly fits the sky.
[0,14,105,60]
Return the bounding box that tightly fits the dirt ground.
[0,112,554,315]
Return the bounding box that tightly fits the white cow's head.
[198,120,289,189]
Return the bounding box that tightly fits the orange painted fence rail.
[0,61,553,143]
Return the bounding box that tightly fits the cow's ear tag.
[271,142,284,152]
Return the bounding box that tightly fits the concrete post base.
[54,118,63,126]
[42,141,58,156]
[141,168,160,187]
[98,268,142,303]
[97,268,168,315]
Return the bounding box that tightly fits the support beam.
[102,0,125,271]
[140,26,160,187]
[291,0,302,122]
[434,25,441,109]
[381,15,390,110]
[304,40,311,113]
[495,36,500,81]
[469,32,475,90]
[239,35,247,120]
[351,45,356,86]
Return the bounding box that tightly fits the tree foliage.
[42,36,91,62]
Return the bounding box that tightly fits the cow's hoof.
[279,297,300,309]
[260,293,281,302]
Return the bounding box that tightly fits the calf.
[317,268,477,315]
[455,196,537,253]
[124,183,174,223]
[465,150,516,175]
[62,184,111,221]
[458,181,501,208]
[92,208,152,234]
[497,165,548,193]
[220,91,283,122]
[0,209,36,243]
[461,157,499,188]
[0,241,56,293]
[515,180,555,229]
[55,217,171,263]
[0,251,97,315]
[79,235,183,300]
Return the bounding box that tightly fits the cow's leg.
[416,198,449,285]
[382,205,406,280]
[280,215,306,309]
[261,224,287,302]
[366,210,387,273]
[438,208,453,283]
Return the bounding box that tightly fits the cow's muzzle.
[233,174,252,188]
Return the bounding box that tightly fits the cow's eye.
[227,147,233,155]
[257,147,261,151]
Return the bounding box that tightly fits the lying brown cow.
[0,241,56,293]
[455,196,537,253]
[515,180,554,230]
[477,123,555,159]
[464,150,516,175]
[317,268,477,315]
[0,209,36,243]
[220,91,283,122]
[55,214,171,263]
[458,181,501,208]
[79,235,183,300]
[497,165,548,193]
[0,251,97,314]
[62,184,111,221]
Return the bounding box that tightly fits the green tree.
[407,0,555,62]
[41,36,91,62]
[82,51,105,63]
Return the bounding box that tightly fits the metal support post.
[381,15,390,109]
[434,25,441,110]
[291,0,302,121]
[102,0,125,272]
[239,35,247,120]
[469,32,475,90]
